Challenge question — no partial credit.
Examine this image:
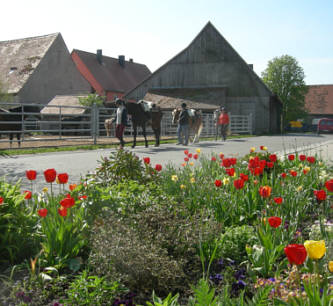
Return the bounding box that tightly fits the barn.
[125,22,281,134]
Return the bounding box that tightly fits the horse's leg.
[142,124,148,148]
[195,123,203,143]
[153,127,160,147]
[9,134,13,148]
[17,133,21,148]
[132,124,137,148]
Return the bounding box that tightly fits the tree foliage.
[0,81,13,102]
[261,55,308,130]
[78,93,105,107]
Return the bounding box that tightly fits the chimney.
[97,49,102,64]
[118,55,125,67]
[129,58,133,63]
[248,64,253,70]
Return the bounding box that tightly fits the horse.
[171,108,203,144]
[104,101,163,148]
[0,106,23,148]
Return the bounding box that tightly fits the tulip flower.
[211,156,216,161]
[223,177,230,185]
[143,157,150,164]
[234,179,244,189]
[266,162,274,168]
[190,177,195,183]
[250,147,255,153]
[284,244,307,265]
[0,197,3,204]
[195,148,201,153]
[226,168,235,177]
[268,216,282,228]
[288,154,295,161]
[60,195,75,209]
[325,179,333,192]
[184,157,189,162]
[299,155,306,161]
[154,164,162,171]
[269,154,277,162]
[281,173,287,178]
[171,175,178,182]
[239,173,249,181]
[58,207,68,217]
[26,170,37,181]
[184,150,189,155]
[273,197,283,204]
[44,168,57,183]
[329,261,333,273]
[289,170,297,177]
[304,240,326,260]
[214,179,222,187]
[193,154,198,160]
[57,173,69,184]
[314,190,327,201]
[180,184,186,189]
[38,208,48,218]
[259,186,272,198]
[69,184,77,191]
[24,190,32,200]
[307,156,316,163]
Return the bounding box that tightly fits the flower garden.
[0,146,332,305]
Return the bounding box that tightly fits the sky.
[1,0,332,85]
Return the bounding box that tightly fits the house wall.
[18,34,90,104]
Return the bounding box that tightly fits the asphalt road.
[1,133,332,192]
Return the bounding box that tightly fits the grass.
[0,134,255,156]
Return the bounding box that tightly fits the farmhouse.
[0,33,90,105]
[71,49,151,101]
[125,22,281,134]
[305,84,333,122]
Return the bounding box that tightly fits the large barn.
[125,22,281,134]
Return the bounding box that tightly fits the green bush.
[219,225,258,263]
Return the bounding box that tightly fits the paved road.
[1,134,332,192]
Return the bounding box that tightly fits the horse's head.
[171,108,180,125]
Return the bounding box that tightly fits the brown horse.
[171,108,203,143]
[105,101,163,148]
[0,106,23,147]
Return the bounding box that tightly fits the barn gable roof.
[72,49,151,93]
[125,21,273,98]
[305,84,333,115]
[0,33,60,94]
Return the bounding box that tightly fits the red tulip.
[314,190,327,201]
[234,179,244,189]
[57,173,69,184]
[24,190,32,200]
[222,158,231,168]
[211,156,216,161]
[284,244,307,265]
[58,207,68,217]
[79,195,87,200]
[307,156,316,164]
[214,179,222,187]
[230,158,237,165]
[188,153,193,158]
[0,197,3,204]
[219,153,224,160]
[259,186,272,198]
[143,157,150,164]
[240,173,249,181]
[44,168,57,183]
[299,155,306,161]
[289,170,297,177]
[155,164,162,171]
[267,162,274,168]
[69,184,77,191]
[226,168,235,176]
[38,208,48,218]
[60,195,75,208]
[26,170,37,181]
[260,146,265,150]
[193,154,198,160]
[184,157,189,162]
[281,173,287,178]
[268,216,282,228]
[273,197,283,204]
[184,150,189,155]
[269,154,277,162]
[325,179,333,192]
[288,154,295,161]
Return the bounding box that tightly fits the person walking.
[217,106,230,141]
[114,98,128,149]
[177,103,190,145]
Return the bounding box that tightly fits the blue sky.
[2,0,332,85]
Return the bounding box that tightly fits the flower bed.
[0,147,332,305]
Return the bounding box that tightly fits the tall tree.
[261,55,308,131]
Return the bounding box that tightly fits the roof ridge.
[0,33,60,44]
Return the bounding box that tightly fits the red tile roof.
[72,49,151,93]
[305,84,333,115]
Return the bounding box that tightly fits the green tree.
[261,55,308,131]
[0,81,13,102]
[78,93,105,107]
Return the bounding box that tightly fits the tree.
[261,55,308,131]
[78,93,105,107]
[0,81,13,102]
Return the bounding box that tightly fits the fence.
[0,102,253,147]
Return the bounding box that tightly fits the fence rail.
[0,102,252,147]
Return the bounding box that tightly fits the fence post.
[59,106,62,139]
[91,103,98,145]
[249,113,253,134]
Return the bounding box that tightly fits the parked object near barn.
[0,106,23,147]
[317,118,333,134]
[171,107,203,143]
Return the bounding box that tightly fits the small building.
[125,22,281,134]
[71,49,151,101]
[0,33,90,105]
[305,84,333,127]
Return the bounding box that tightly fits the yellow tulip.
[328,261,333,273]
[297,186,303,192]
[190,177,196,183]
[171,175,178,182]
[196,148,201,153]
[42,187,48,193]
[223,177,230,185]
[250,147,256,153]
[180,184,186,189]
[189,162,194,166]
[304,240,326,260]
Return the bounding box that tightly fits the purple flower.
[15,291,25,298]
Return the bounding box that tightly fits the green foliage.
[146,291,180,306]
[219,225,258,263]
[0,81,13,102]
[0,179,39,264]
[78,93,105,107]
[63,270,123,305]
[261,55,308,130]
[189,278,220,306]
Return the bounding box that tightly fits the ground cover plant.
[0,146,332,305]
